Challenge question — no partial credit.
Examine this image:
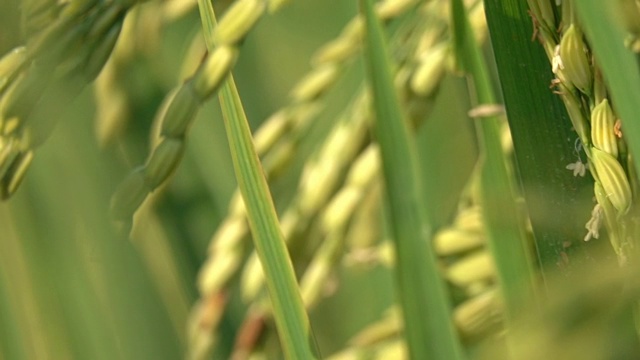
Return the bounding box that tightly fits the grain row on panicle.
[338,101,517,350]
[326,193,505,358]
[110,0,269,230]
[0,0,140,199]
[239,0,487,313]
[239,92,372,301]
[528,0,636,263]
[299,144,380,309]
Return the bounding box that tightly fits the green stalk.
[218,77,317,360]
[360,0,464,359]
[197,2,317,359]
[452,0,538,333]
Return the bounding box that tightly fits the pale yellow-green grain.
[434,228,485,256]
[446,251,495,287]
[0,47,26,95]
[214,0,265,46]
[1,151,33,199]
[410,43,449,96]
[559,24,593,94]
[253,110,290,155]
[590,99,618,158]
[454,289,502,338]
[193,46,238,100]
[376,0,418,20]
[290,65,341,102]
[591,147,632,215]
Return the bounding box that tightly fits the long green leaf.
[451,0,538,327]
[483,0,599,279]
[196,2,318,359]
[451,0,539,352]
[219,75,317,360]
[360,0,464,359]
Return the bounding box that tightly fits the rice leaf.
[360,0,464,359]
[451,0,538,338]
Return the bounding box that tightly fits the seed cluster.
[0,0,135,199]
[109,0,268,229]
[528,0,637,263]
[328,191,504,358]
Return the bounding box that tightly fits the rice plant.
[2,0,640,359]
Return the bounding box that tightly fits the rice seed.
[590,147,632,215]
[0,150,33,200]
[301,148,382,308]
[240,254,265,301]
[0,63,51,126]
[349,307,402,346]
[298,108,370,216]
[344,182,382,250]
[290,65,341,103]
[144,138,186,190]
[260,139,296,178]
[0,47,27,95]
[268,0,290,13]
[160,82,200,138]
[376,0,419,21]
[299,228,344,308]
[446,251,495,287]
[94,58,129,146]
[559,24,593,94]
[434,228,485,256]
[528,0,556,35]
[322,147,379,232]
[341,17,365,44]
[213,0,265,46]
[83,20,124,81]
[311,37,359,66]
[454,205,485,233]
[192,46,238,100]
[0,137,19,179]
[591,99,618,158]
[454,289,502,339]
[410,43,449,96]
[252,110,291,155]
